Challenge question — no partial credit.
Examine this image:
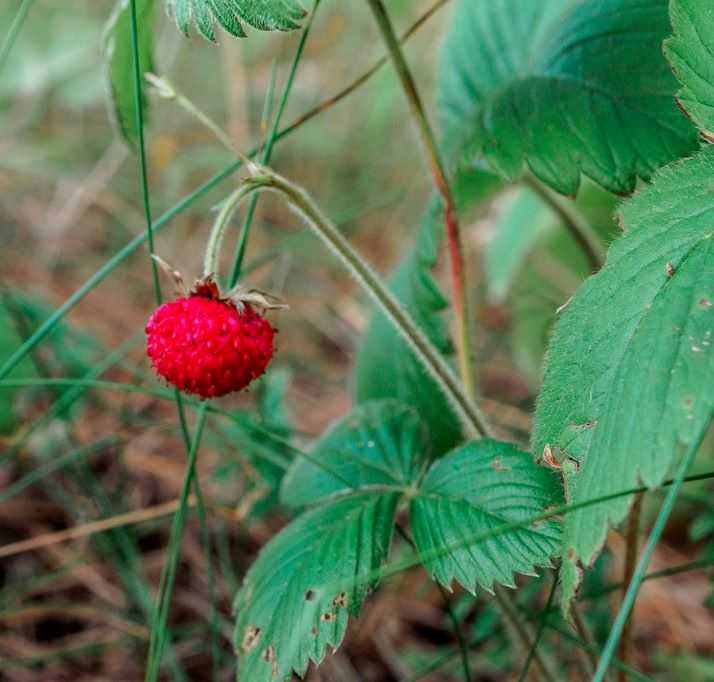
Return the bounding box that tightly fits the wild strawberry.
[145,284,277,399]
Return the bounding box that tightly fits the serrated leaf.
[166,0,305,41]
[439,0,698,195]
[664,0,714,139]
[234,493,398,682]
[281,400,429,508]
[533,146,714,609]
[104,0,155,145]
[410,439,562,594]
[354,169,501,457]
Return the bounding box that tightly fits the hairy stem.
[238,166,489,438]
[203,185,255,278]
[366,0,477,405]
[618,493,643,682]
[523,173,606,271]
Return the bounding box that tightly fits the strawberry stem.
[238,165,491,439]
[203,185,255,280]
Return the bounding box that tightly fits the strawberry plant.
[1,0,713,680]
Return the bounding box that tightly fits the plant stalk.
[494,587,557,682]
[237,166,489,438]
[618,493,643,682]
[365,0,477,405]
[228,0,321,288]
[571,603,599,678]
[395,524,471,682]
[518,573,558,682]
[592,425,710,680]
[203,185,255,277]
[523,173,606,271]
[0,0,450,385]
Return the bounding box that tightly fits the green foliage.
[0,303,36,434]
[281,400,429,507]
[665,0,714,138]
[485,189,554,304]
[490,183,617,386]
[214,369,294,514]
[237,398,560,678]
[0,291,101,434]
[104,0,155,145]
[166,0,305,41]
[354,168,501,457]
[234,492,399,682]
[410,439,562,593]
[439,0,698,195]
[534,146,714,609]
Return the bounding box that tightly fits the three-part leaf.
[411,440,562,593]
[665,0,714,138]
[166,0,305,41]
[238,401,562,679]
[534,147,714,608]
[234,493,399,682]
[281,400,429,507]
[104,0,155,145]
[439,0,698,194]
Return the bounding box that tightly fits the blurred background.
[0,1,713,680]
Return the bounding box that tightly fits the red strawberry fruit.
[145,292,275,399]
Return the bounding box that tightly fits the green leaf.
[281,400,429,508]
[104,0,155,145]
[410,439,562,593]
[439,0,698,195]
[664,0,714,138]
[485,188,555,304]
[533,146,714,609]
[166,0,305,41]
[354,168,501,457]
[501,182,618,386]
[234,493,398,682]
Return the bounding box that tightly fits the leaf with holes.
[166,0,305,41]
[104,0,155,145]
[439,0,698,195]
[664,0,714,139]
[410,439,562,593]
[281,400,429,508]
[354,169,502,457]
[533,146,714,610]
[234,493,398,682]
